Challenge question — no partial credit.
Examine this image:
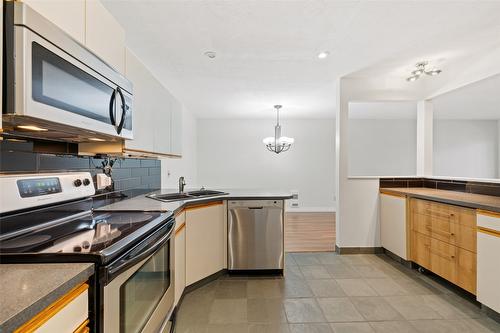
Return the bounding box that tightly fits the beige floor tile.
[369,321,418,333]
[350,297,403,321]
[316,253,342,265]
[284,298,326,323]
[300,265,333,279]
[205,323,248,333]
[248,323,291,333]
[384,295,443,320]
[330,322,374,333]
[290,323,334,333]
[365,278,409,296]
[214,280,248,299]
[336,279,378,297]
[247,279,284,299]
[421,294,482,319]
[293,253,321,265]
[285,265,305,280]
[247,298,287,323]
[325,263,361,279]
[317,297,364,322]
[282,278,314,298]
[307,279,346,298]
[209,299,247,324]
[351,264,388,278]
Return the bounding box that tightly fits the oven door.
[7,9,133,139]
[103,221,174,333]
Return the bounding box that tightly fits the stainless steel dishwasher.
[228,200,284,271]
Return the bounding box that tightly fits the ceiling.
[102,0,500,119]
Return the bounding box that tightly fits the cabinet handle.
[425,225,455,237]
[422,209,457,220]
[427,247,456,261]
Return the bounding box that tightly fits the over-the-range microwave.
[2,2,133,142]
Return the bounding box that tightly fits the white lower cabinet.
[380,192,408,260]
[174,212,186,305]
[185,203,225,286]
[477,211,500,313]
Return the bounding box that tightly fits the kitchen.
[0,1,500,333]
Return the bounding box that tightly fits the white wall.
[498,120,500,178]
[197,118,336,211]
[434,120,498,179]
[348,119,417,176]
[161,106,198,188]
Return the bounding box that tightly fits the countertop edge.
[1,264,94,333]
[380,188,500,213]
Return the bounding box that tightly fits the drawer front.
[411,198,476,228]
[429,237,458,283]
[411,213,476,252]
[456,246,476,294]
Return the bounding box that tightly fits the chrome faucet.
[178,176,186,193]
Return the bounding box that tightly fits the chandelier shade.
[263,105,294,154]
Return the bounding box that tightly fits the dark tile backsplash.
[0,141,161,193]
[380,177,500,197]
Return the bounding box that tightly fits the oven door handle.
[106,222,174,282]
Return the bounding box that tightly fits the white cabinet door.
[153,92,172,155]
[85,0,125,73]
[477,212,500,313]
[174,213,186,305]
[123,49,155,152]
[170,99,183,156]
[186,203,225,286]
[380,193,408,260]
[23,0,85,44]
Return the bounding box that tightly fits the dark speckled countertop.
[0,263,94,333]
[380,187,500,213]
[96,188,293,214]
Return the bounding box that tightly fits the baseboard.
[382,248,412,268]
[335,245,383,254]
[286,206,336,213]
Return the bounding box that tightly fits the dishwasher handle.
[248,206,264,210]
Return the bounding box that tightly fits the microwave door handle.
[116,87,126,134]
[109,88,117,126]
[106,223,174,282]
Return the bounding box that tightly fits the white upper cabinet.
[153,91,172,155]
[170,99,183,156]
[85,0,125,73]
[23,0,86,44]
[124,49,155,152]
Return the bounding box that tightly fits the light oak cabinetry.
[15,283,89,333]
[477,211,500,313]
[380,192,408,260]
[185,202,225,286]
[409,198,477,294]
[174,212,186,305]
[85,0,125,73]
[22,0,86,44]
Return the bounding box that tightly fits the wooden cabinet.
[477,211,500,313]
[85,0,125,73]
[185,202,225,286]
[409,198,477,294]
[23,0,86,44]
[380,192,408,260]
[15,283,89,333]
[174,212,186,305]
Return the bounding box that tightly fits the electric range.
[0,172,175,333]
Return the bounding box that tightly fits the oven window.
[120,240,170,333]
[31,42,132,130]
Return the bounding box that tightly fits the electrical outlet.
[96,174,112,190]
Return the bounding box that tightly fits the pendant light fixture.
[263,105,294,154]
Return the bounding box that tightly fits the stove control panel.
[0,172,96,214]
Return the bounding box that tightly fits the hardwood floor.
[285,212,336,252]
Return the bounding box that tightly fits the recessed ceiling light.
[204,51,216,59]
[17,125,48,131]
[317,51,330,59]
[88,137,105,142]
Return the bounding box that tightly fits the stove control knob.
[73,245,82,252]
[74,179,83,187]
[83,178,91,186]
[82,241,91,250]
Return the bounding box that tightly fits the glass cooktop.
[0,211,163,255]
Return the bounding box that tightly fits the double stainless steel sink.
[146,190,227,202]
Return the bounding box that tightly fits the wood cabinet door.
[429,237,457,284]
[24,0,85,44]
[174,222,186,305]
[185,203,224,286]
[456,247,476,294]
[85,0,125,73]
[410,231,431,269]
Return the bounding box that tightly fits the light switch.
[96,174,112,189]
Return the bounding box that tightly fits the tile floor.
[174,252,500,333]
